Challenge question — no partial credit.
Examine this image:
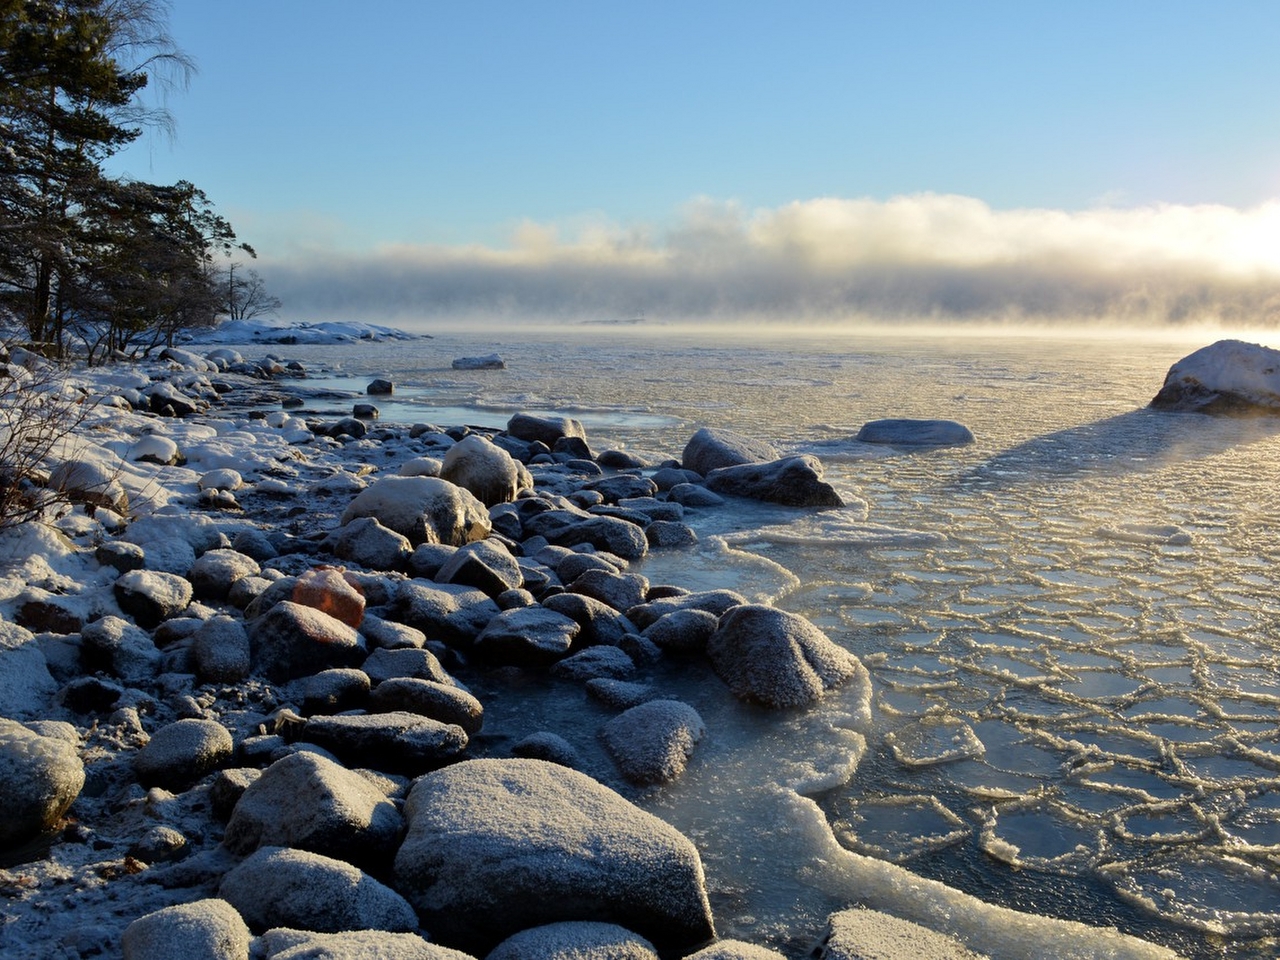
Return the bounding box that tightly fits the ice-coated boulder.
[133,717,233,790]
[299,711,469,774]
[113,570,194,628]
[681,426,778,476]
[821,907,988,960]
[0,718,85,848]
[473,605,581,667]
[441,434,531,507]
[392,758,715,952]
[254,929,474,960]
[340,475,491,546]
[487,922,659,960]
[1150,339,1280,413]
[452,353,505,370]
[707,604,865,708]
[223,751,404,865]
[506,412,587,447]
[855,418,975,446]
[219,846,418,934]
[705,455,843,508]
[601,699,705,785]
[247,600,365,683]
[121,898,251,960]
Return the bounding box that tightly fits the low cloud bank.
[260,194,1280,328]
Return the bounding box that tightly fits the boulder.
[198,468,243,492]
[340,476,491,546]
[289,668,371,715]
[290,567,367,628]
[392,758,715,953]
[48,457,129,513]
[706,604,864,709]
[360,613,427,650]
[487,923,658,960]
[361,647,453,686]
[299,711,468,774]
[583,474,658,504]
[705,455,843,508]
[219,846,417,934]
[686,942,789,960]
[821,907,988,960]
[452,353,505,370]
[113,570,194,628]
[569,568,649,613]
[601,700,705,785]
[855,418,975,446]
[121,899,251,960]
[394,580,501,646]
[551,646,636,682]
[0,719,84,848]
[191,616,252,684]
[1150,339,1280,413]
[331,515,414,570]
[133,718,233,790]
[473,606,580,667]
[642,608,719,656]
[255,929,473,960]
[507,413,587,447]
[247,600,366,683]
[681,427,778,475]
[80,615,161,682]
[370,678,484,734]
[223,752,403,866]
[646,520,698,548]
[668,483,725,508]
[440,434,531,507]
[0,624,58,720]
[541,592,638,647]
[435,539,524,597]
[626,590,747,629]
[367,378,395,395]
[187,548,260,600]
[524,510,648,561]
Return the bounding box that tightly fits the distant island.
[182,319,427,346]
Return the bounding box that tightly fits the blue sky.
[108,1,1280,327]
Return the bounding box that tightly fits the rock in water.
[681,426,778,475]
[393,758,715,953]
[452,354,505,370]
[1150,339,1280,413]
[855,418,975,446]
[705,455,843,507]
[821,907,987,960]
[707,604,864,708]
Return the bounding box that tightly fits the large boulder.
[133,718,233,790]
[855,418,975,446]
[121,899,251,960]
[0,719,84,848]
[223,751,404,866]
[299,711,469,775]
[507,413,586,447]
[705,455,843,508]
[340,476,491,546]
[48,457,129,513]
[247,600,366,683]
[113,570,194,628]
[219,846,418,934]
[393,758,714,953]
[440,434,531,507]
[706,604,865,709]
[473,606,580,667]
[681,427,778,476]
[1150,339,1280,413]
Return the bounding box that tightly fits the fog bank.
[260,194,1280,329]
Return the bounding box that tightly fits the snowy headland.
[0,331,1234,960]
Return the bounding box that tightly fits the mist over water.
[285,327,1280,959]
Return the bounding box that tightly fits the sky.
[106,1,1280,330]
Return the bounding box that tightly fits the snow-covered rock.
[440,434,531,507]
[0,718,85,848]
[112,570,194,628]
[121,899,251,960]
[452,353,505,370]
[182,318,422,346]
[340,476,491,546]
[1150,339,1280,413]
[392,758,715,953]
[822,907,988,960]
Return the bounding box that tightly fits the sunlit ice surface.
[280,324,1280,960]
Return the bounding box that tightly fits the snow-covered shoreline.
[0,335,1199,960]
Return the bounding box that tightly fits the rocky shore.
[0,342,1169,960]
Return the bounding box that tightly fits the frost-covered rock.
[541,592,638,647]
[435,539,524,597]
[299,711,469,774]
[706,455,843,508]
[474,605,580,667]
[398,456,443,478]
[133,717,233,790]
[370,678,484,734]
[707,604,864,708]
[821,907,988,960]
[507,412,587,447]
[681,426,778,475]
[289,567,366,628]
[394,580,501,646]
[452,353,505,370]
[601,699,705,785]
[187,548,260,600]
[255,929,473,960]
[223,752,403,865]
[440,434,531,507]
[219,846,418,934]
[0,718,85,848]
[80,614,161,681]
[626,590,747,629]
[121,898,251,960]
[113,569,194,628]
[487,922,658,960]
[290,668,371,715]
[392,758,715,952]
[523,509,648,560]
[340,476,491,546]
[247,600,365,683]
[641,608,719,656]
[191,616,252,684]
[568,567,649,613]
[1150,339,1280,413]
[361,646,453,686]
[855,418,975,446]
[0,623,59,720]
[331,515,414,571]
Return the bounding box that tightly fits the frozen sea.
[266,325,1280,960]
